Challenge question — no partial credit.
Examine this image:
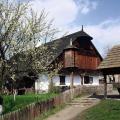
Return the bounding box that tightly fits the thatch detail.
[43,30,93,64]
[98,45,120,69]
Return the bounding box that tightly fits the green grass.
[3,93,57,114]
[75,100,120,120]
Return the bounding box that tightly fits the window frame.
[59,76,66,85]
[84,76,93,84]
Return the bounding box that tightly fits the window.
[60,76,65,85]
[84,76,93,84]
[99,79,104,84]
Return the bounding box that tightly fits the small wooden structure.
[98,45,120,98]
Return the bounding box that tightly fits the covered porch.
[98,45,120,98]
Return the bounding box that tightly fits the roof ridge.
[45,29,93,45]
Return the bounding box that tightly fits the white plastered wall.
[83,75,102,86]
[35,74,49,92]
[35,74,103,92]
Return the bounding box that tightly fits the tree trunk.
[0,60,6,93]
[49,77,54,92]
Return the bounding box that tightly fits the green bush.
[49,86,61,94]
[3,97,15,114]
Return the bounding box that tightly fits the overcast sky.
[21,0,120,56]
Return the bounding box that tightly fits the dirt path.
[45,96,100,120]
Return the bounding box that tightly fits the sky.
[21,0,120,56]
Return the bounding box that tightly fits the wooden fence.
[0,87,82,120]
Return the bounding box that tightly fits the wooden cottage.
[35,27,103,92]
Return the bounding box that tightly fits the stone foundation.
[79,84,113,94]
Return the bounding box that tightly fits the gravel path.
[45,96,100,120]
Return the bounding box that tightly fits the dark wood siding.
[75,52,100,70]
[64,50,75,67]
[64,50,101,70]
[55,38,102,71]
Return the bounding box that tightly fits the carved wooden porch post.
[81,75,84,85]
[80,73,84,85]
[104,75,107,99]
[70,71,74,89]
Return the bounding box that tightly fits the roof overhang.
[99,67,120,75]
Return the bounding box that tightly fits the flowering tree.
[0,0,59,92]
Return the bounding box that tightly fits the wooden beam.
[80,75,84,85]
[104,75,107,99]
[70,72,74,89]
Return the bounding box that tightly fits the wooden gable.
[43,28,102,72]
[63,36,102,70]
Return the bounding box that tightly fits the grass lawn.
[75,100,120,120]
[3,93,57,114]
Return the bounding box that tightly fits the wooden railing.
[0,87,82,120]
[0,84,113,120]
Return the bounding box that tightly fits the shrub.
[49,86,61,94]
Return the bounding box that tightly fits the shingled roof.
[11,29,102,72]
[98,45,120,69]
[41,29,93,65]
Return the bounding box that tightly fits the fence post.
[0,86,83,120]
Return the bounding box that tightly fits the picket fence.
[0,87,82,120]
